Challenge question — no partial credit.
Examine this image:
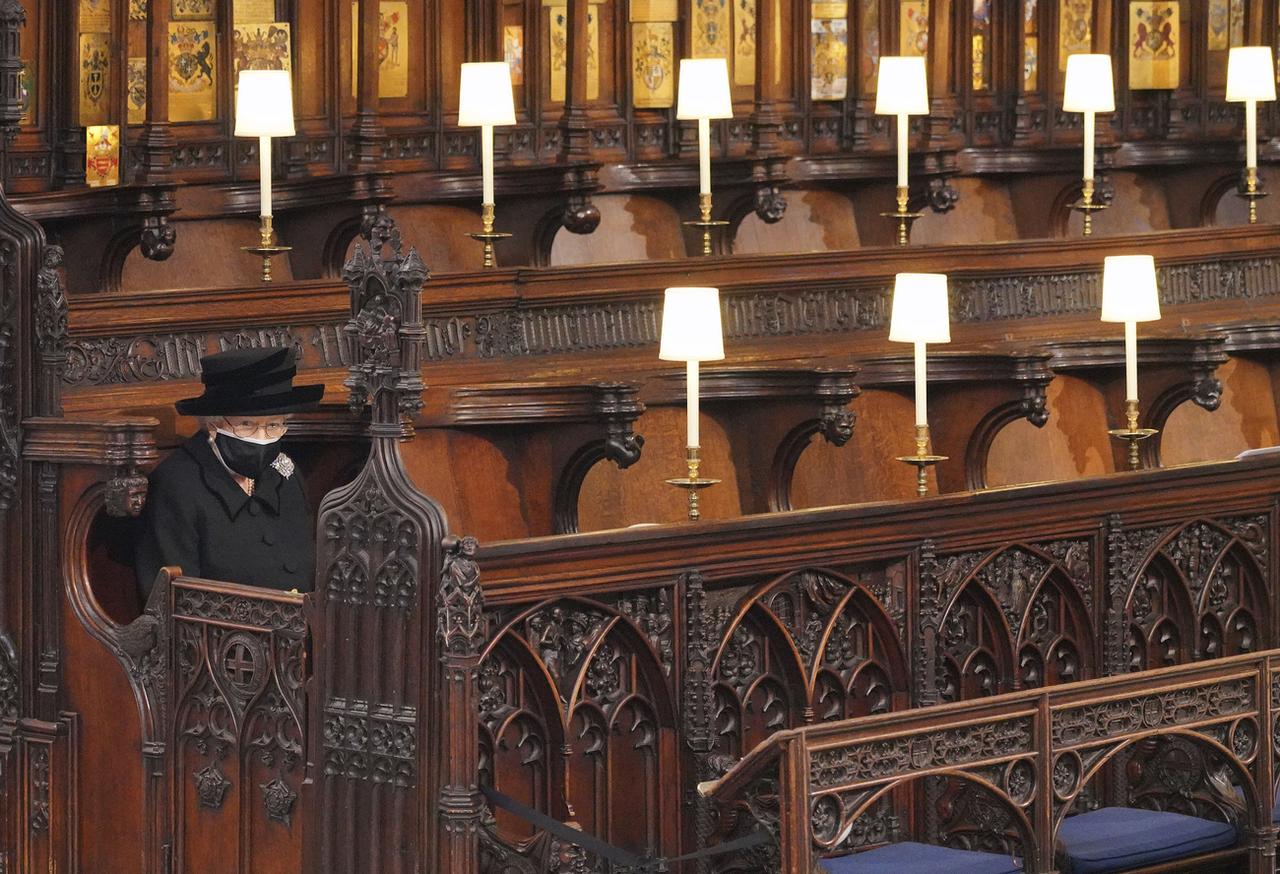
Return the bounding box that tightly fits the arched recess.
[1053,729,1263,839]
[814,769,1037,866]
[936,543,1096,702]
[120,219,293,291]
[710,567,909,758]
[547,194,685,266]
[478,595,679,859]
[731,189,861,256]
[1124,520,1269,672]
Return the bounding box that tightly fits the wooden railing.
[699,650,1280,873]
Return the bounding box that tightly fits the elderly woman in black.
[135,347,324,597]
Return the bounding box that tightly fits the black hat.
[175,347,325,417]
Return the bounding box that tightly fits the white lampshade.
[874,57,929,115]
[889,273,951,343]
[1063,54,1115,113]
[234,70,295,137]
[659,287,725,361]
[458,62,517,126]
[1101,255,1161,322]
[1227,47,1278,102]
[676,58,733,120]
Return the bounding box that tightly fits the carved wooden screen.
[930,542,1096,703]
[703,566,910,761]
[1113,516,1270,673]
[477,590,679,869]
[168,578,306,874]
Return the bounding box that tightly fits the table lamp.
[1227,46,1276,223]
[660,287,724,520]
[459,62,517,268]
[1102,254,1162,469]
[235,70,295,282]
[1063,54,1114,236]
[875,56,929,246]
[677,59,733,256]
[890,272,950,496]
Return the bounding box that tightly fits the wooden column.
[351,0,387,169]
[560,0,591,160]
[436,537,485,874]
[136,0,176,260]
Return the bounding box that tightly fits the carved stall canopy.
[10,0,1280,286]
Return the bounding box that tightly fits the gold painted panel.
[128,57,146,124]
[734,0,756,85]
[172,0,215,20]
[632,21,675,107]
[812,16,848,100]
[899,0,928,56]
[168,22,216,121]
[79,32,110,126]
[1129,1,1179,89]
[692,0,731,58]
[504,25,524,85]
[86,125,120,187]
[1058,0,1091,70]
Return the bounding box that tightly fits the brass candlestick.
[1107,399,1159,471]
[241,215,292,283]
[682,192,730,257]
[894,424,946,497]
[1072,178,1108,237]
[1239,166,1267,225]
[466,202,512,269]
[665,446,721,521]
[879,186,922,247]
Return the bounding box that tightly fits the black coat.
[135,433,316,597]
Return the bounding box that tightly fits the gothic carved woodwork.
[766,369,860,512]
[308,215,449,874]
[477,587,679,868]
[168,579,305,872]
[1111,516,1270,673]
[704,652,1279,874]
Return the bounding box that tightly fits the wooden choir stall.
[10,0,1280,872]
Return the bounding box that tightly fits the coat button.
[283,560,297,573]
[262,533,276,546]
[247,502,260,517]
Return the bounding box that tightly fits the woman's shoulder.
[148,434,210,488]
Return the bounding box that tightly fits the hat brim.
[175,383,326,417]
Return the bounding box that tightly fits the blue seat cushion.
[1057,807,1236,873]
[820,841,1023,874]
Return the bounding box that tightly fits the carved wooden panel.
[477,590,679,867]
[168,581,305,874]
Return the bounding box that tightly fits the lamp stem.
[686,359,700,448]
[1247,99,1258,171]
[1083,110,1095,182]
[698,117,711,195]
[481,123,495,204]
[913,341,927,427]
[896,113,908,188]
[1123,320,1138,403]
[259,135,272,219]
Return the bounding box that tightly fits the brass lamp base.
[1072,178,1109,237]
[241,216,292,283]
[1107,399,1158,471]
[682,192,730,256]
[466,202,511,269]
[895,425,946,497]
[665,446,721,521]
[879,186,921,247]
[1239,167,1267,225]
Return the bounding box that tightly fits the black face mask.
[214,432,281,479]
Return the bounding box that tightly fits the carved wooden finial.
[340,215,430,426]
